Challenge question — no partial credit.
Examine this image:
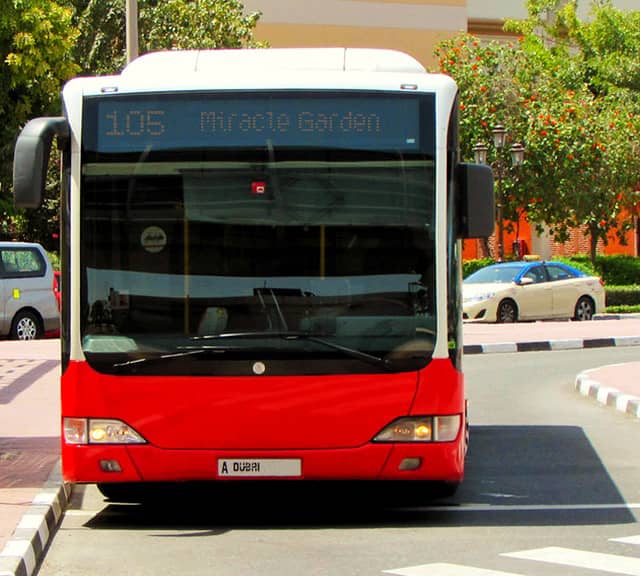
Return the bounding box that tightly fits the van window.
[0,247,46,278]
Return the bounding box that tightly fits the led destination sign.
[85,93,430,153]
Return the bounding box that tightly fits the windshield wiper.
[189,331,394,372]
[111,349,215,370]
[111,332,393,372]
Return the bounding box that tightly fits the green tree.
[143,0,265,51]
[74,0,127,74]
[523,82,640,262]
[434,35,536,256]
[1,0,78,247]
[5,0,265,250]
[508,0,640,261]
[519,0,640,95]
[577,4,640,93]
[76,0,265,75]
[434,1,640,264]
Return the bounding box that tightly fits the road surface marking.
[612,535,640,545]
[384,563,522,576]
[503,546,640,575]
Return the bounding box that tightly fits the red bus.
[13,48,493,499]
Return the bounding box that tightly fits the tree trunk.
[588,225,599,266]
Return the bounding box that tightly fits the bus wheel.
[98,482,167,503]
[428,481,460,500]
[98,483,143,502]
[398,481,460,504]
[11,311,42,340]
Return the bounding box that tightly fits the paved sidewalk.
[1,320,639,576]
[0,340,67,576]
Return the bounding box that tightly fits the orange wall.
[463,212,638,261]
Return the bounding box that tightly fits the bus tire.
[428,481,460,499]
[98,483,147,502]
[397,481,460,503]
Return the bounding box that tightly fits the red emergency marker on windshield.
[252,181,266,195]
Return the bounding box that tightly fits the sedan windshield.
[464,265,523,284]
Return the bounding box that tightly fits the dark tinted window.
[546,265,576,281]
[523,265,546,283]
[80,92,438,376]
[0,247,45,278]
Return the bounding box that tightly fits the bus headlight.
[373,415,461,443]
[63,418,147,445]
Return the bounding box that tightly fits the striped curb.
[575,367,640,419]
[463,335,640,355]
[594,313,640,320]
[0,463,71,576]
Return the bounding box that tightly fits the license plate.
[217,458,302,478]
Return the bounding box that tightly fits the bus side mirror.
[456,163,495,239]
[13,117,69,209]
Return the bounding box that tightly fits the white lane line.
[61,503,640,516]
[61,502,640,519]
[503,546,640,575]
[64,510,103,517]
[612,536,640,545]
[410,503,640,512]
[384,563,522,576]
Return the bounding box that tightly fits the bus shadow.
[82,425,635,530]
[450,424,635,526]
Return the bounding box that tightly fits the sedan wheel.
[497,299,518,323]
[574,296,594,321]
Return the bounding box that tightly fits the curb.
[594,313,640,320]
[575,367,640,419]
[463,335,640,355]
[0,463,71,576]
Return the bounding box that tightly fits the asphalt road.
[35,345,640,576]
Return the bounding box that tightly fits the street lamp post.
[126,0,139,63]
[473,126,525,261]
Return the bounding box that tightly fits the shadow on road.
[80,424,635,531]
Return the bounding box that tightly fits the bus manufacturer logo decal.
[140,226,167,253]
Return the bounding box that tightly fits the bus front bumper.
[62,440,465,485]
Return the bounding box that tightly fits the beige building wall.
[467,0,640,39]
[244,1,640,68]
[242,0,468,69]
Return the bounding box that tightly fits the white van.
[0,242,60,340]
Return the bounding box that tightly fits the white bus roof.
[63,47,456,117]
[121,48,427,79]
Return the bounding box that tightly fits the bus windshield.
[80,91,436,375]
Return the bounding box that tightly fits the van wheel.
[11,311,42,340]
